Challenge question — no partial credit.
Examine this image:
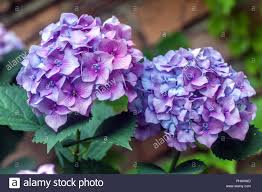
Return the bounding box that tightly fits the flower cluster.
[0,23,23,58]
[17,13,143,131]
[17,164,56,174]
[133,47,256,151]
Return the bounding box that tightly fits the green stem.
[74,129,81,164]
[169,150,180,173]
[63,135,100,148]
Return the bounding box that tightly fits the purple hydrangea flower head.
[17,164,56,174]
[0,23,23,58]
[133,47,256,151]
[17,13,143,131]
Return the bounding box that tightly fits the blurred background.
[0,0,262,174]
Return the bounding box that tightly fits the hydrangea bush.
[16,13,142,131]
[132,47,256,151]
[0,13,261,175]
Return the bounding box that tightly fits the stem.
[74,129,81,164]
[63,135,100,148]
[169,150,180,173]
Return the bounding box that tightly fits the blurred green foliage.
[253,98,262,132]
[205,0,262,87]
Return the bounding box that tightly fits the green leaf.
[136,163,165,174]
[82,112,136,160]
[211,125,262,160]
[173,160,207,174]
[54,143,74,167]
[0,85,42,131]
[0,49,27,83]
[104,96,128,113]
[80,102,119,139]
[33,101,118,152]
[0,158,36,174]
[177,151,236,174]
[92,112,136,150]
[83,140,113,161]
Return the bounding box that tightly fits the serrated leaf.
[92,112,136,150]
[83,140,113,161]
[33,101,118,152]
[83,113,136,161]
[0,85,42,131]
[0,49,27,83]
[173,160,207,174]
[33,123,79,153]
[211,125,262,160]
[136,163,165,174]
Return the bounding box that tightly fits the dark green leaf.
[54,143,74,167]
[33,101,118,152]
[83,140,113,161]
[92,112,136,150]
[211,125,262,160]
[136,163,165,174]
[0,85,42,131]
[173,160,207,174]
